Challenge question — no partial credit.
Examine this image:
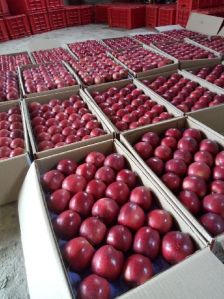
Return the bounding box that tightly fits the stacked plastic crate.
[46,0,67,30]
[158,5,177,26]
[0,0,10,42]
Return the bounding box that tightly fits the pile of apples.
[192,64,224,88]
[192,36,224,54]
[133,33,172,46]
[155,41,215,60]
[22,63,77,94]
[133,127,224,237]
[68,40,107,59]
[32,48,74,64]
[103,36,139,51]
[0,53,31,72]
[0,105,25,159]
[91,83,174,131]
[142,72,224,112]
[69,54,128,86]
[163,29,206,42]
[0,71,20,102]
[42,151,195,299]
[112,47,173,73]
[28,95,106,152]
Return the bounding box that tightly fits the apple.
[133,226,160,259]
[134,142,153,159]
[173,149,192,165]
[77,274,110,299]
[177,137,198,153]
[106,225,132,252]
[141,132,160,147]
[79,217,107,246]
[162,172,182,191]
[63,236,94,272]
[56,159,77,175]
[182,176,207,197]
[188,161,211,181]
[91,245,124,280]
[118,202,145,231]
[178,190,201,214]
[116,169,137,188]
[146,157,164,175]
[162,231,194,264]
[42,170,64,191]
[129,186,153,210]
[76,163,97,181]
[165,159,187,176]
[213,166,224,180]
[154,145,172,161]
[194,151,213,167]
[105,181,130,205]
[92,197,119,225]
[104,153,125,171]
[215,151,224,167]
[147,209,173,234]
[199,139,219,155]
[69,191,94,217]
[123,254,154,286]
[48,189,71,213]
[53,210,81,240]
[211,180,224,195]
[200,212,224,236]
[203,194,224,218]
[95,166,116,184]
[62,174,87,194]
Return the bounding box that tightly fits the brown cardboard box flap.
[119,247,224,299]
[186,13,224,36]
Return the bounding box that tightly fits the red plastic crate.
[45,0,64,11]
[177,0,199,10]
[80,5,94,25]
[65,6,80,27]
[158,5,177,26]
[6,0,46,14]
[95,4,110,23]
[48,9,66,30]
[0,19,9,42]
[145,4,162,27]
[0,0,9,17]
[5,15,31,39]
[28,11,50,34]
[108,5,146,29]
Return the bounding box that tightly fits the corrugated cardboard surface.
[18,139,210,299]
[23,88,114,159]
[188,104,224,137]
[120,117,224,253]
[186,13,224,36]
[118,248,224,299]
[0,101,31,205]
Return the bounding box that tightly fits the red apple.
[141,132,160,147]
[133,226,160,259]
[76,163,97,181]
[69,191,94,217]
[162,172,182,191]
[79,217,107,246]
[215,151,224,167]
[62,174,87,194]
[211,180,224,195]
[57,159,77,175]
[63,237,94,272]
[199,139,219,156]
[86,179,107,199]
[91,245,124,280]
[183,128,202,142]
[105,181,130,205]
[92,197,119,225]
[173,149,192,165]
[118,202,145,231]
[213,166,224,180]
[129,186,153,210]
[203,193,224,218]
[106,225,132,252]
[165,128,182,140]
[123,254,154,286]
[116,169,137,188]
[154,145,172,161]
[194,151,213,167]
[177,137,198,153]
[42,170,64,191]
[147,209,173,234]
[162,231,194,264]
[48,189,71,213]
[188,161,211,181]
[77,274,110,299]
[134,142,153,159]
[95,166,116,184]
[85,151,105,167]
[53,210,81,240]
[178,190,201,214]
[182,176,207,197]
[200,212,224,236]
[165,159,187,176]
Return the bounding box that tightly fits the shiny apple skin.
[147,209,173,234]
[106,225,132,252]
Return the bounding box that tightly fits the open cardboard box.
[156,13,224,36]
[22,87,114,159]
[18,138,224,299]
[82,78,183,134]
[18,62,81,98]
[0,51,35,68]
[107,46,179,78]
[150,39,221,69]
[181,61,224,94]
[0,101,31,206]
[134,67,224,115]
[188,104,224,138]
[120,116,224,260]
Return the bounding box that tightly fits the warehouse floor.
[0,24,152,299]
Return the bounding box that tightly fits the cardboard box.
[19,138,220,299]
[82,78,183,134]
[108,45,179,78]
[120,116,224,259]
[156,13,224,36]
[18,62,81,98]
[188,104,224,137]
[185,37,223,58]
[151,40,221,69]
[134,68,224,115]
[181,62,224,94]
[0,51,34,67]
[0,101,31,206]
[23,88,114,159]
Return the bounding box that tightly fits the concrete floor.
[0,24,152,299]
